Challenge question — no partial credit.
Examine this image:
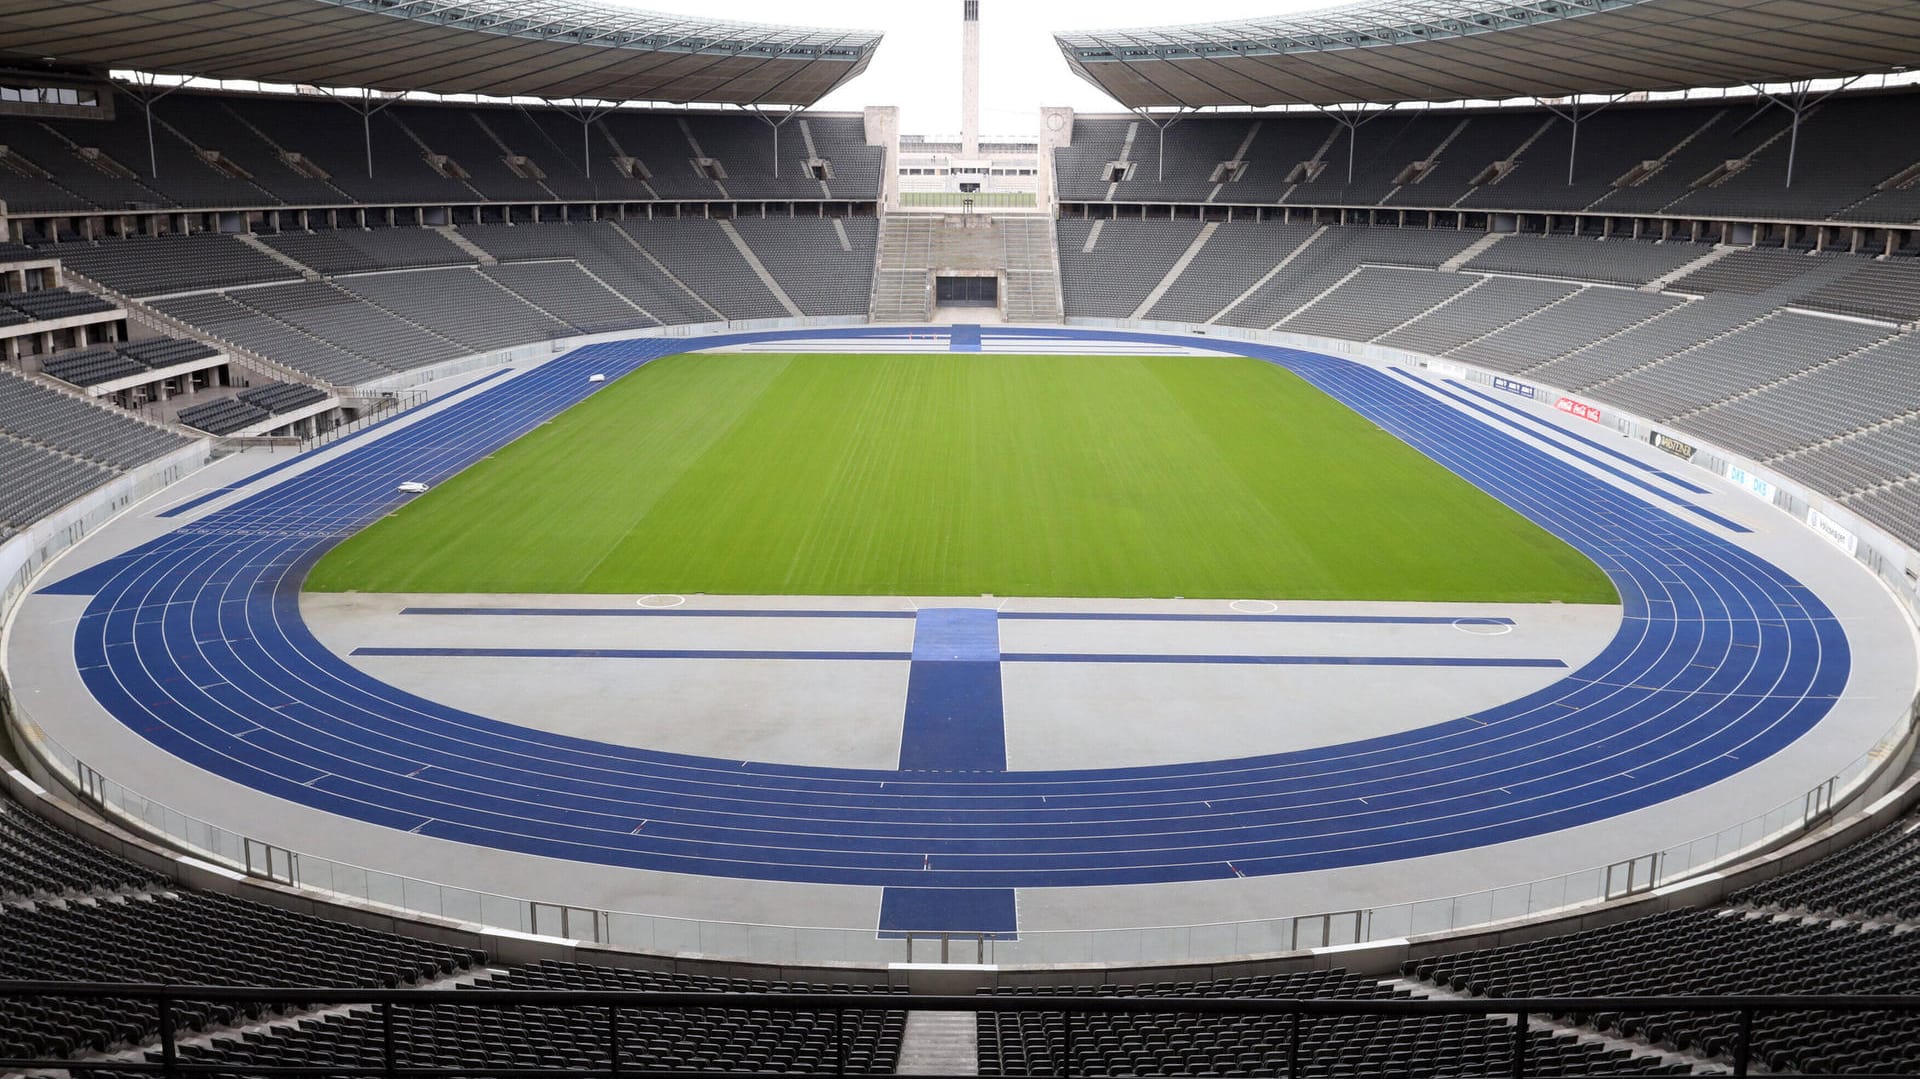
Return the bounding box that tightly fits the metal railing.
[1,983,1919,1079]
[7,691,1914,967]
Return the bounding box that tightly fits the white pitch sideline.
[701,336,1221,356]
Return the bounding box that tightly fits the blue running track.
[43,327,1849,895]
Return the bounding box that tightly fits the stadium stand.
[3,287,118,322]
[50,234,304,297]
[149,292,396,387]
[1404,909,1920,1075]
[0,805,485,1060]
[0,434,112,533]
[478,262,658,335]
[728,215,880,318]
[1459,235,1708,287]
[8,5,1920,1071]
[1056,218,1206,319]
[1219,225,1481,330]
[1143,220,1318,323]
[977,972,1687,1076]
[1594,312,1893,422]
[1052,90,1920,225]
[0,365,188,471]
[1449,288,1686,375]
[1279,265,1480,341]
[40,337,218,389]
[1683,335,1920,458]
[456,221,717,325]
[173,395,270,435]
[333,270,571,352]
[0,91,885,223]
[258,227,479,276]
[1735,813,1920,922]
[159,962,907,1076]
[621,217,792,321]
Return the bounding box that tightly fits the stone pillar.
[961,0,981,157]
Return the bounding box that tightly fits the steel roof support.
[1754,76,1863,189]
[540,100,620,180]
[1128,107,1195,183]
[320,87,405,180]
[1536,94,1624,186]
[748,104,804,180]
[126,73,190,180]
[1311,102,1396,185]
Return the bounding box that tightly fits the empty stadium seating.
[978,972,1687,1076]
[0,93,884,215]
[0,366,187,471]
[158,962,907,1076]
[1055,90,1920,225]
[40,336,217,389]
[1405,908,1920,1075]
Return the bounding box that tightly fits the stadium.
[0,0,1919,1074]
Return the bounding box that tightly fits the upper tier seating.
[1461,235,1709,286]
[259,227,477,275]
[0,93,884,214]
[53,233,303,297]
[1053,89,1920,224]
[41,336,217,388]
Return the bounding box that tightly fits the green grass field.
[306,353,1617,602]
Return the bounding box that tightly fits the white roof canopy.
[0,0,882,106]
[1057,0,1920,108]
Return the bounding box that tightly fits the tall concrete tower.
[961,0,981,157]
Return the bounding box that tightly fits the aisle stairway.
[868,213,1062,323]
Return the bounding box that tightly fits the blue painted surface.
[1391,370,1748,533]
[402,607,1514,626]
[891,608,1013,935]
[949,325,982,352]
[402,607,917,620]
[158,368,517,519]
[41,326,1851,892]
[1442,381,1711,495]
[353,647,912,661]
[900,609,1005,770]
[350,645,1564,669]
[879,887,1018,938]
[1001,654,1567,668]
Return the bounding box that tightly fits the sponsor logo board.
[1492,376,1536,399]
[1555,397,1603,423]
[1651,432,1697,461]
[1727,465,1775,502]
[1808,509,1858,556]
[1428,360,1466,379]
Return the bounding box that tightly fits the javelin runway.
[29,326,1870,928]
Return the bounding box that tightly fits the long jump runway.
[28,326,1876,940]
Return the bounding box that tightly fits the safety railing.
[7,691,1913,968]
[1,983,1918,1079]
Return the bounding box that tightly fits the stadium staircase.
[867,212,1061,324]
[232,234,322,281]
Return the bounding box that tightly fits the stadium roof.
[1056,0,1920,108]
[0,0,882,107]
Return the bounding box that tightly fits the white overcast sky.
[608,0,1332,136]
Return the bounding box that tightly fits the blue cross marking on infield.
[881,607,1017,939]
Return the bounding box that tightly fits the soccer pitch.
[306,352,1617,602]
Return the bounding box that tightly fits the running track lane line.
[41,328,1848,889]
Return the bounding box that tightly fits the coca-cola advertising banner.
[1555,397,1602,423]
